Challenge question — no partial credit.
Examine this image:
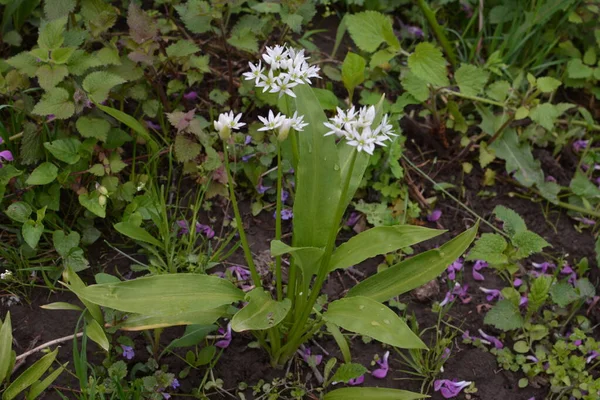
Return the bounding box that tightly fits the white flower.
[263,44,289,69]
[258,110,285,131]
[242,61,265,85]
[290,112,308,131]
[1,270,12,280]
[270,74,298,98]
[303,64,321,84]
[346,127,376,155]
[256,69,277,93]
[214,111,245,140]
[357,105,376,128]
[324,118,345,137]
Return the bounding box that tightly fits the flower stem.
[416,0,458,68]
[275,142,283,301]
[223,143,262,288]
[285,96,299,170]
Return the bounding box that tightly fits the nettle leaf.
[484,299,524,331]
[408,42,450,87]
[7,52,39,77]
[44,0,76,20]
[528,275,553,314]
[465,233,508,265]
[575,278,595,299]
[566,58,594,79]
[490,129,543,188]
[455,64,489,96]
[82,71,126,103]
[32,87,75,119]
[127,3,157,44]
[166,40,200,58]
[493,205,526,237]
[44,138,82,164]
[174,135,201,163]
[227,30,258,53]
[346,11,399,53]
[176,0,214,34]
[20,122,44,165]
[341,52,366,97]
[36,64,69,90]
[76,116,111,142]
[80,0,118,37]
[550,282,579,307]
[529,103,560,131]
[486,80,511,102]
[38,17,67,50]
[537,76,562,93]
[401,71,429,102]
[570,171,600,199]
[52,47,76,64]
[26,162,58,185]
[513,231,550,258]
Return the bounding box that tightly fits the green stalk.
[223,144,262,288]
[285,96,299,170]
[415,0,458,68]
[275,142,283,301]
[277,149,358,364]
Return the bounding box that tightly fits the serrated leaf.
[227,31,258,53]
[408,42,450,87]
[490,129,543,188]
[76,117,111,142]
[493,205,526,237]
[26,162,58,185]
[166,40,200,58]
[567,58,593,79]
[36,64,69,89]
[82,71,126,103]
[127,3,156,44]
[176,0,214,34]
[537,76,562,93]
[484,299,524,331]
[38,17,67,50]
[529,103,560,131]
[550,282,579,307]
[174,135,202,163]
[513,231,550,258]
[7,52,39,77]
[479,142,495,168]
[346,11,399,53]
[455,64,488,96]
[20,123,44,165]
[528,275,553,314]
[486,80,511,102]
[331,363,367,383]
[80,0,117,37]
[44,138,81,164]
[401,71,429,102]
[465,233,508,264]
[44,0,76,20]
[32,87,75,119]
[570,171,600,199]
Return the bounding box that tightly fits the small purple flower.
[162,393,171,400]
[519,295,529,307]
[526,355,539,363]
[183,91,198,100]
[472,260,488,281]
[446,258,463,280]
[478,329,504,349]
[574,217,595,226]
[428,209,442,222]
[281,190,289,203]
[276,209,293,220]
[406,26,424,38]
[573,339,582,346]
[227,265,251,281]
[453,283,471,304]
[348,375,365,385]
[560,264,577,284]
[257,183,271,194]
[121,345,135,360]
[215,324,232,349]
[546,175,557,183]
[434,379,472,399]
[439,291,455,307]
[302,347,323,366]
[479,287,502,302]
[242,153,255,162]
[47,114,56,122]
[531,261,555,277]
[513,278,523,287]
[441,347,451,360]
[195,223,215,239]
[0,150,14,167]
[572,139,589,152]
[372,351,390,379]
[176,220,189,235]
[146,120,161,130]
[586,351,599,363]
[462,330,476,341]
[244,135,252,145]
[346,212,361,227]
[171,379,180,389]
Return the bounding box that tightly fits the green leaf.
[529,103,560,131]
[490,129,543,188]
[78,192,106,218]
[329,225,444,271]
[528,275,553,314]
[175,0,213,34]
[26,363,65,400]
[324,388,427,400]
[348,224,477,301]
[26,162,58,185]
[82,71,125,103]
[40,302,83,311]
[161,325,216,357]
[166,40,200,58]
[401,71,429,102]
[114,221,162,247]
[76,117,111,142]
[465,233,508,264]
[36,64,68,90]
[52,230,80,257]
[493,206,526,237]
[486,80,511,102]
[63,268,103,325]
[117,307,227,331]
[20,123,44,165]
[44,138,81,164]
[227,31,258,53]
[80,0,117,37]
[85,319,109,351]
[0,313,13,383]
[513,341,529,353]
[32,87,74,119]
[231,289,291,332]
[127,3,157,44]
[455,64,488,96]
[3,348,58,400]
[537,76,562,93]
[341,52,365,97]
[38,17,67,50]
[567,58,593,79]
[324,296,427,349]
[513,231,550,258]
[96,103,158,153]
[331,363,367,383]
[67,274,244,316]
[570,171,600,198]
[550,282,579,307]
[22,220,44,249]
[408,42,450,87]
[345,11,399,53]
[326,323,352,363]
[484,300,524,331]
[44,0,76,20]
[6,201,32,223]
[313,88,339,111]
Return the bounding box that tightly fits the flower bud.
[277,119,292,142]
[98,194,107,207]
[97,185,108,196]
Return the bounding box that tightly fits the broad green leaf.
[324,388,427,400]
[345,11,399,53]
[493,206,526,237]
[270,241,325,278]
[293,85,341,274]
[331,363,367,383]
[550,282,579,307]
[76,117,110,142]
[528,275,553,314]
[96,103,158,153]
[486,80,511,102]
[348,224,477,301]
[117,307,227,331]
[455,64,488,96]
[484,299,524,331]
[513,231,550,258]
[22,220,44,249]
[44,0,76,20]
[78,192,106,218]
[231,289,291,332]
[567,58,593,79]
[338,145,369,210]
[175,0,213,34]
[53,230,80,257]
[3,348,57,400]
[537,76,562,93]
[85,319,109,351]
[490,129,543,188]
[401,71,429,102]
[576,278,595,299]
[38,17,67,50]
[80,0,117,37]
[41,302,83,311]
[341,52,365,98]
[408,42,450,87]
[166,40,200,58]
[68,274,244,316]
[44,139,81,164]
[82,71,125,103]
[326,323,351,363]
[465,233,508,264]
[324,296,427,349]
[329,225,445,271]
[26,363,65,400]
[570,171,600,199]
[313,88,339,111]
[174,135,202,162]
[529,103,560,131]
[161,325,217,357]
[127,3,157,44]
[26,162,58,185]
[0,313,13,383]
[6,201,32,223]
[63,268,103,325]
[32,87,74,119]
[36,64,68,90]
[114,221,162,247]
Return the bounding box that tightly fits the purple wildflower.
[183,91,198,100]
[472,260,488,281]
[215,324,232,348]
[573,340,582,346]
[440,283,471,306]
[513,278,523,287]
[574,217,595,226]
[439,291,455,307]
[586,351,599,363]
[447,258,463,280]
[478,329,504,349]
[441,348,451,360]
[244,135,252,145]
[171,379,180,389]
[0,150,13,167]
[121,345,135,360]
[406,26,424,38]
[146,120,161,130]
[531,261,555,277]
[162,394,171,400]
[434,379,472,399]
[526,355,538,363]
[242,153,255,162]
[227,265,251,282]
[372,351,390,379]
[281,190,289,203]
[346,212,361,226]
[462,330,476,341]
[195,223,215,239]
[572,139,589,152]
[277,209,293,220]
[257,183,271,194]
[560,264,577,284]
[479,287,502,302]
[428,209,442,222]
[302,348,323,366]
[519,295,529,307]
[47,114,56,122]
[176,220,189,235]
[348,375,365,385]
[546,175,557,183]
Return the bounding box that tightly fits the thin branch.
[15,332,84,363]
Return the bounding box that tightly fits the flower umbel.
[214,111,245,140]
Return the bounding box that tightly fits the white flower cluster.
[323,106,396,155]
[243,45,320,98]
[258,110,308,141]
[1,269,12,280]
[214,111,245,140]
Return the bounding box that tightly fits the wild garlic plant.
[61,45,478,398]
